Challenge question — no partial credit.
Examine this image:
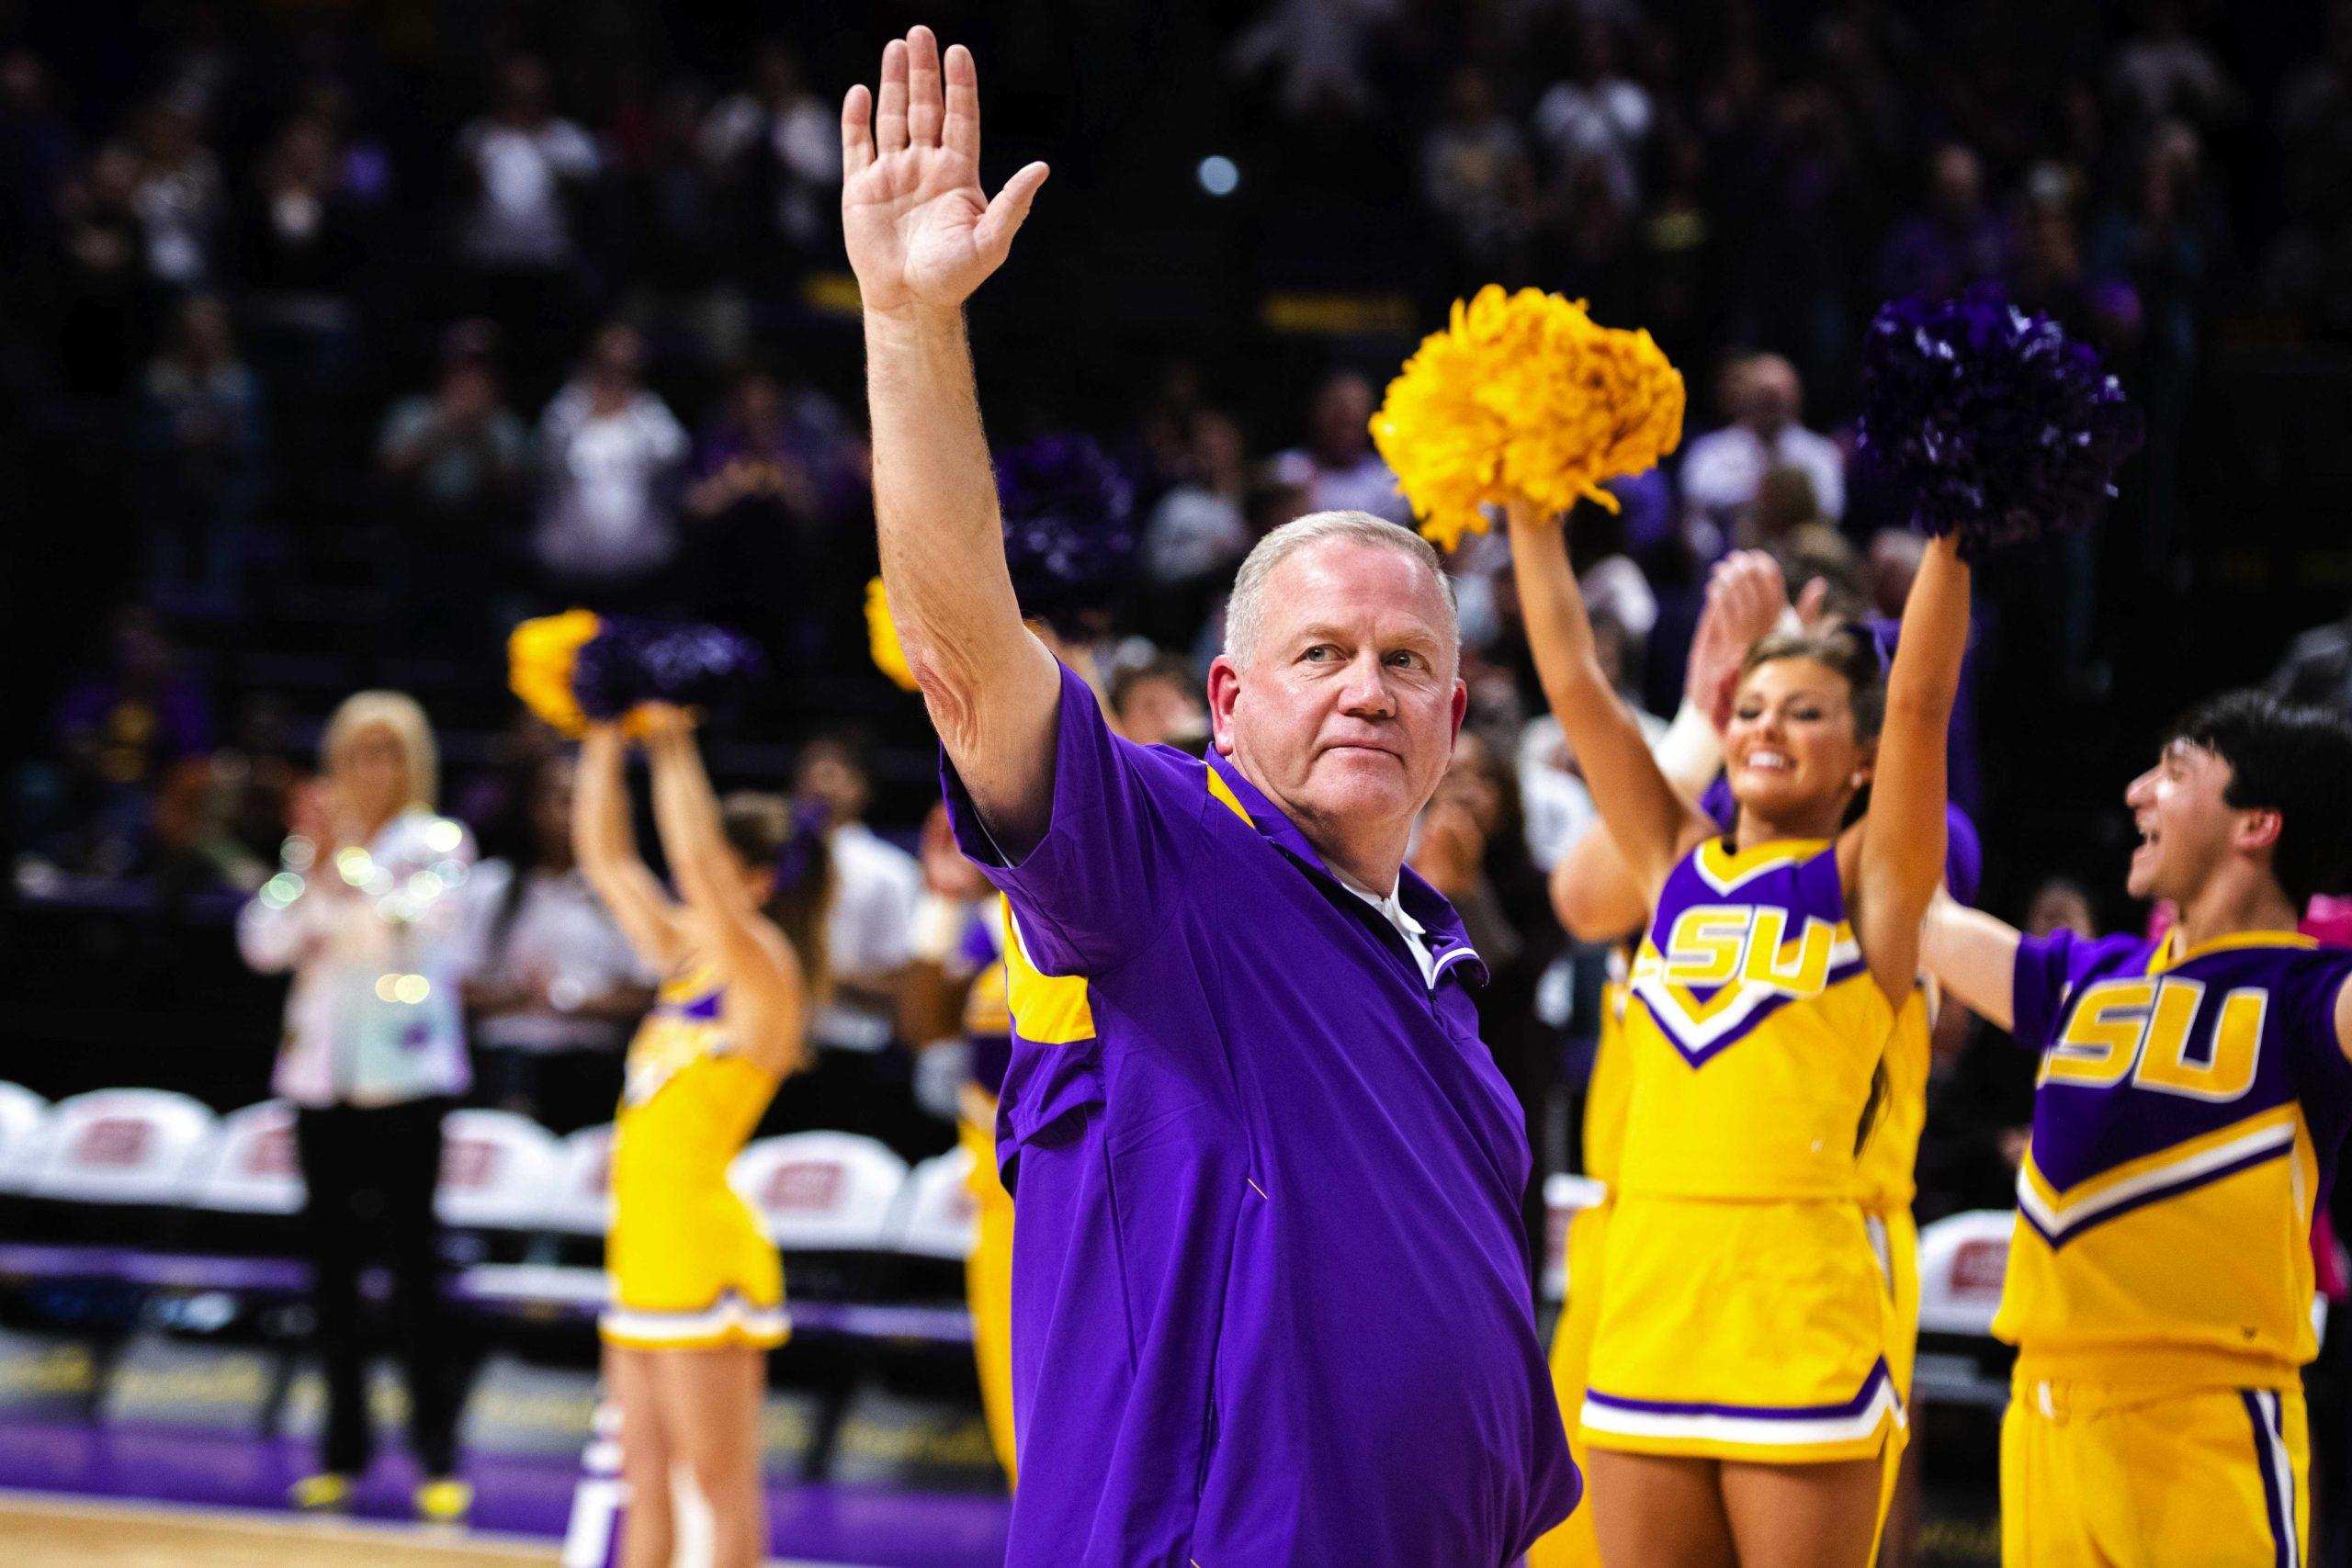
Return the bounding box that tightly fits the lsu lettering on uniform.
[1581,837,1906,1464]
[957,897,1019,1483]
[601,964,788,1350]
[1999,929,2352,1568]
[1528,965,1633,1568]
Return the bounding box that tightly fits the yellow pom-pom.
[1372,286,1687,550]
[507,610,601,735]
[865,578,920,693]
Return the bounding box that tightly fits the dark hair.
[1739,624,1887,741]
[720,792,834,1005]
[2165,690,2352,906]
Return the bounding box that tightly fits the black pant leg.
[378,1099,462,1476]
[294,1103,375,1475]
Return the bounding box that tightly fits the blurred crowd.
[9,0,2352,1211]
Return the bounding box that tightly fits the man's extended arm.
[845,28,1059,852]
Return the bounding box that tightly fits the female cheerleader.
[1507,496,1968,1568]
[574,705,827,1568]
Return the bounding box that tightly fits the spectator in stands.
[699,39,842,287]
[127,93,223,288]
[783,732,929,1152]
[1532,16,1652,213]
[1226,0,1400,120]
[1773,525,1869,624]
[1567,503,1657,655]
[148,748,272,901]
[35,606,214,877]
[1109,654,1210,750]
[608,75,727,343]
[2093,118,2227,571]
[2008,175,2132,349]
[1140,410,1252,644]
[451,53,600,387]
[379,321,530,621]
[1748,465,1824,550]
[2109,1,2241,136]
[1875,142,2010,303]
[49,141,150,398]
[212,691,303,871]
[1677,353,1844,558]
[463,751,655,1134]
[684,366,837,647]
[1420,65,1534,291]
[532,321,689,608]
[234,691,476,1524]
[234,110,370,431]
[1129,358,1211,494]
[1271,369,1409,525]
[380,322,526,508]
[139,291,266,615]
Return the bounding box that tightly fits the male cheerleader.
[1922,691,2352,1567]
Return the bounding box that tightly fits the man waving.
[843,28,1578,1567]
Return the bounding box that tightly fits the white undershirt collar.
[1331,867,1439,988]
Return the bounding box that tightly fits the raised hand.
[1687,549,1788,736]
[842,27,1049,319]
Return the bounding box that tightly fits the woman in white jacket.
[237,690,477,1522]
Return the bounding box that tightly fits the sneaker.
[415,1476,473,1524]
[288,1472,353,1512]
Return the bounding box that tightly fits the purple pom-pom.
[573,618,765,720]
[1856,290,2143,558]
[995,434,1136,637]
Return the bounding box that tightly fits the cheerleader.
[1508,496,1968,1567]
[1525,549,1794,1568]
[574,705,828,1568]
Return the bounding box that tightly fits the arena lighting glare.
[1197,155,1238,197]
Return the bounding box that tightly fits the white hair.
[1223,511,1459,672]
[322,689,439,809]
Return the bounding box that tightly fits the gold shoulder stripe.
[1206,767,1253,826]
[1001,904,1095,1044]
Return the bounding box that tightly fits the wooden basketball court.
[0,1492,560,1567]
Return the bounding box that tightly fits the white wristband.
[1655,696,1724,801]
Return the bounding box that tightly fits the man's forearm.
[866,307,1060,846]
[867,308,1027,692]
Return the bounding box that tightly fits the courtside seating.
[733,1132,908,1303]
[178,1099,304,1258]
[1917,1210,2014,1338]
[6,1089,217,1247]
[0,1083,51,1194]
[540,1122,615,1246]
[186,1100,303,1216]
[1914,1209,2018,1408]
[885,1145,978,1303]
[436,1110,566,1262]
[892,1145,978,1263]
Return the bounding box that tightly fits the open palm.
[842,28,1049,317]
